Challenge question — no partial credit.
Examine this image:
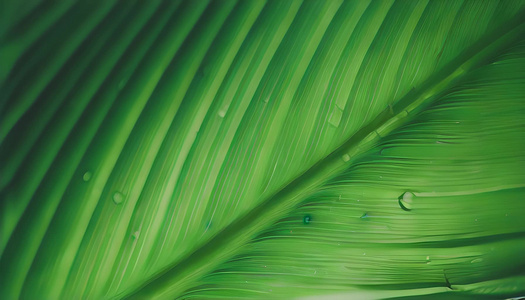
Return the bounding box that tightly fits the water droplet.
[398,192,415,211]
[328,108,343,127]
[475,218,478,222]
[471,258,483,264]
[263,96,269,103]
[363,252,366,255]
[82,171,92,182]
[303,215,312,224]
[112,192,124,205]
[360,213,368,219]
[132,231,140,239]
[218,110,226,118]
[342,154,350,162]
[426,256,431,264]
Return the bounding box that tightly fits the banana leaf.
[1,0,525,299]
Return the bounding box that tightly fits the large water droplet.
[303,215,312,224]
[398,192,415,211]
[342,154,350,162]
[82,171,92,182]
[112,192,124,205]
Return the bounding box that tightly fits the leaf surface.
[1,0,525,299]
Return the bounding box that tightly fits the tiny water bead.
[303,215,312,224]
[132,231,140,239]
[398,191,415,211]
[328,108,343,127]
[360,212,368,219]
[112,192,124,205]
[342,154,350,162]
[426,256,431,264]
[218,110,226,118]
[82,171,92,182]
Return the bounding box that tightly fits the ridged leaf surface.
[1,0,524,299]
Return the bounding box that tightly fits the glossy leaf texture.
[1,0,525,299]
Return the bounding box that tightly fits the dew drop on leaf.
[218,109,226,118]
[426,256,431,264]
[113,192,124,205]
[471,258,483,264]
[303,215,312,224]
[342,154,350,162]
[328,108,342,127]
[360,212,368,219]
[398,192,415,211]
[82,171,92,182]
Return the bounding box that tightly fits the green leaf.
[1,0,525,299]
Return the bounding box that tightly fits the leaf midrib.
[122,12,525,300]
